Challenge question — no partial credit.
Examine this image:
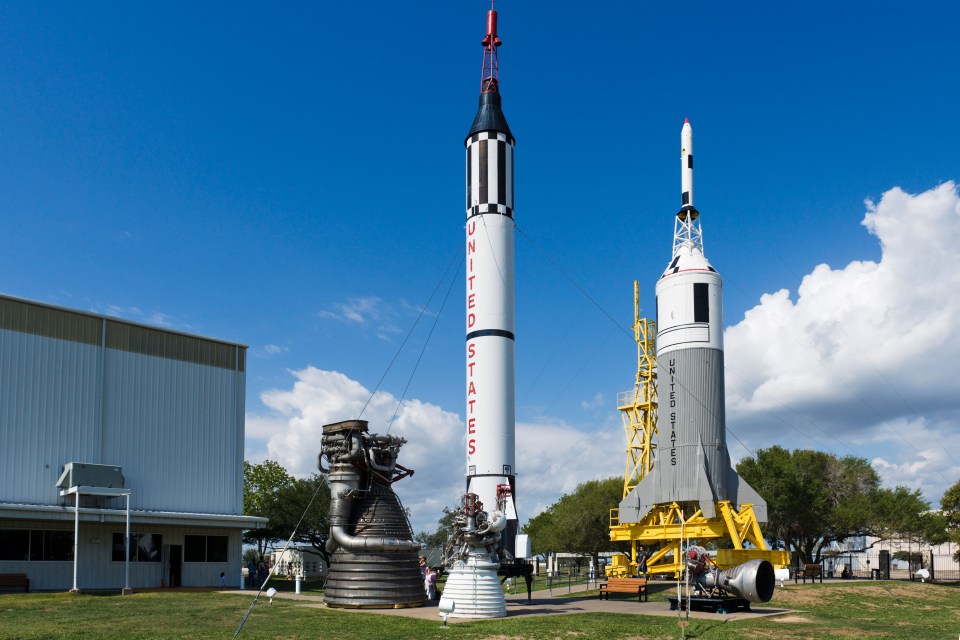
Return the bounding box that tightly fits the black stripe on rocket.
[466,328,515,341]
[681,153,693,205]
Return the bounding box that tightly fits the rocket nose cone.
[466,91,513,143]
[684,117,689,124]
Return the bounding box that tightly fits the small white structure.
[0,294,266,591]
[269,546,328,578]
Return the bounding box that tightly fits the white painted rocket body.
[464,6,519,552]
[619,119,767,523]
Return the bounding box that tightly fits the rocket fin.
[618,438,720,522]
[618,467,659,524]
[694,436,717,519]
[727,467,768,523]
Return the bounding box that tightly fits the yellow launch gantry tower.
[617,282,658,502]
[607,282,788,577]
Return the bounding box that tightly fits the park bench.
[795,563,823,584]
[0,574,29,593]
[599,577,648,601]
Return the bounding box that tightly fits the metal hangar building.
[0,294,265,591]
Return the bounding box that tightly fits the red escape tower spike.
[480,1,502,93]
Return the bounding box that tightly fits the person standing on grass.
[424,567,438,600]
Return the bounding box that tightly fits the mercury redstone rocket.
[618,119,767,524]
[463,2,519,554]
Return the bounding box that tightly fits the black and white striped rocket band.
[468,203,513,219]
[466,131,513,145]
[466,131,514,218]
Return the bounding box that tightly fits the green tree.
[737,446,941,564]
[244,461,333,562]
[522,477,626,569]
[940,479,960,561]
[243,460,294,559]
[873,486,949,547]
[242,547,260,565]
[415,507,457,549]
[269,473,332,563]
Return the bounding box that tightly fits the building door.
[168,545,183,587]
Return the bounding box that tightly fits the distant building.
[0,294,266,590]
[269,546,329,578]
[825,531,958,580]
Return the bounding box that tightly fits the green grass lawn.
[0,580,956,639]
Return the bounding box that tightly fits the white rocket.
[618,119,767,523]
[464,4,519,552]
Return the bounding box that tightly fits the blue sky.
[2,1,959,534]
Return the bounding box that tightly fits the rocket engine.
[438,493,507,619]
[319,420,425,609]
[684,546,775,603]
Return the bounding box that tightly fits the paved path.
[230,582,792,625]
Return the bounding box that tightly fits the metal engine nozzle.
[686,546,775,603]
[319,420,424,609]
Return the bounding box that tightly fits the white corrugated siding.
[0,328,103,504]
[102,350,243,514]
[0,294,246,514]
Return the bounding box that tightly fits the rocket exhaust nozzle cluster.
[319,420,425,609]
[439,493,507,619]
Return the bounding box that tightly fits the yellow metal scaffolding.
[618,281,658,499]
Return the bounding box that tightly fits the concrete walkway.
[231,581,792,625]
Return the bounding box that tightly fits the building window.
[184,535,229,563]
[0,529,73,561]
[112,533,162,562]
[30,530,74,561]
[0,530,30,561]
[137,533,162,562]
[207,536,228,562]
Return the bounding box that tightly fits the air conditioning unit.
[56,462,125,489]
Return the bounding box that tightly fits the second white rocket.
[619,119,767,523]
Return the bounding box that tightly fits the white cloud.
[263,344,288,355]
[246,366,624,533]
[101,304,173,327]
[514,417,623,518]
[245,413,288,442]
[580,392,606,410]
[93,303,199,332]
[250,366,463,533]
[725,182,960,503]
[317,296,402,340]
